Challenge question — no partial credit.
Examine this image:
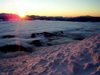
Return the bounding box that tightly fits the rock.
[31,33,36,38]
[0,45,32,53]
[31,40,42,47]
[43,32,55,37]
[2,35,16,38]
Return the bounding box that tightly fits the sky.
[0,0,100,17]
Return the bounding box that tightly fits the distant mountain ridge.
[0,13,100,22]
[0,13,20,21]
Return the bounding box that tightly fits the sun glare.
[18,11,25,18]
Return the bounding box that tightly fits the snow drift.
[0,34,100,75]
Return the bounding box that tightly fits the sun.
[18,11,25,18]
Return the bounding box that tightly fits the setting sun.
[18,11,25,18]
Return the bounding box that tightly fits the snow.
[1,34,100,75]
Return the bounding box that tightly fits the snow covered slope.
[0,34,100,75]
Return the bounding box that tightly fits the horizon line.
[0,13,100,17]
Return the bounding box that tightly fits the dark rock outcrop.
[2,35,16,38]
[0,45,32,53]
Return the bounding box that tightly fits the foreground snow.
[0,34,100,75]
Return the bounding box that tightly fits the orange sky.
[0,0,100,17]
